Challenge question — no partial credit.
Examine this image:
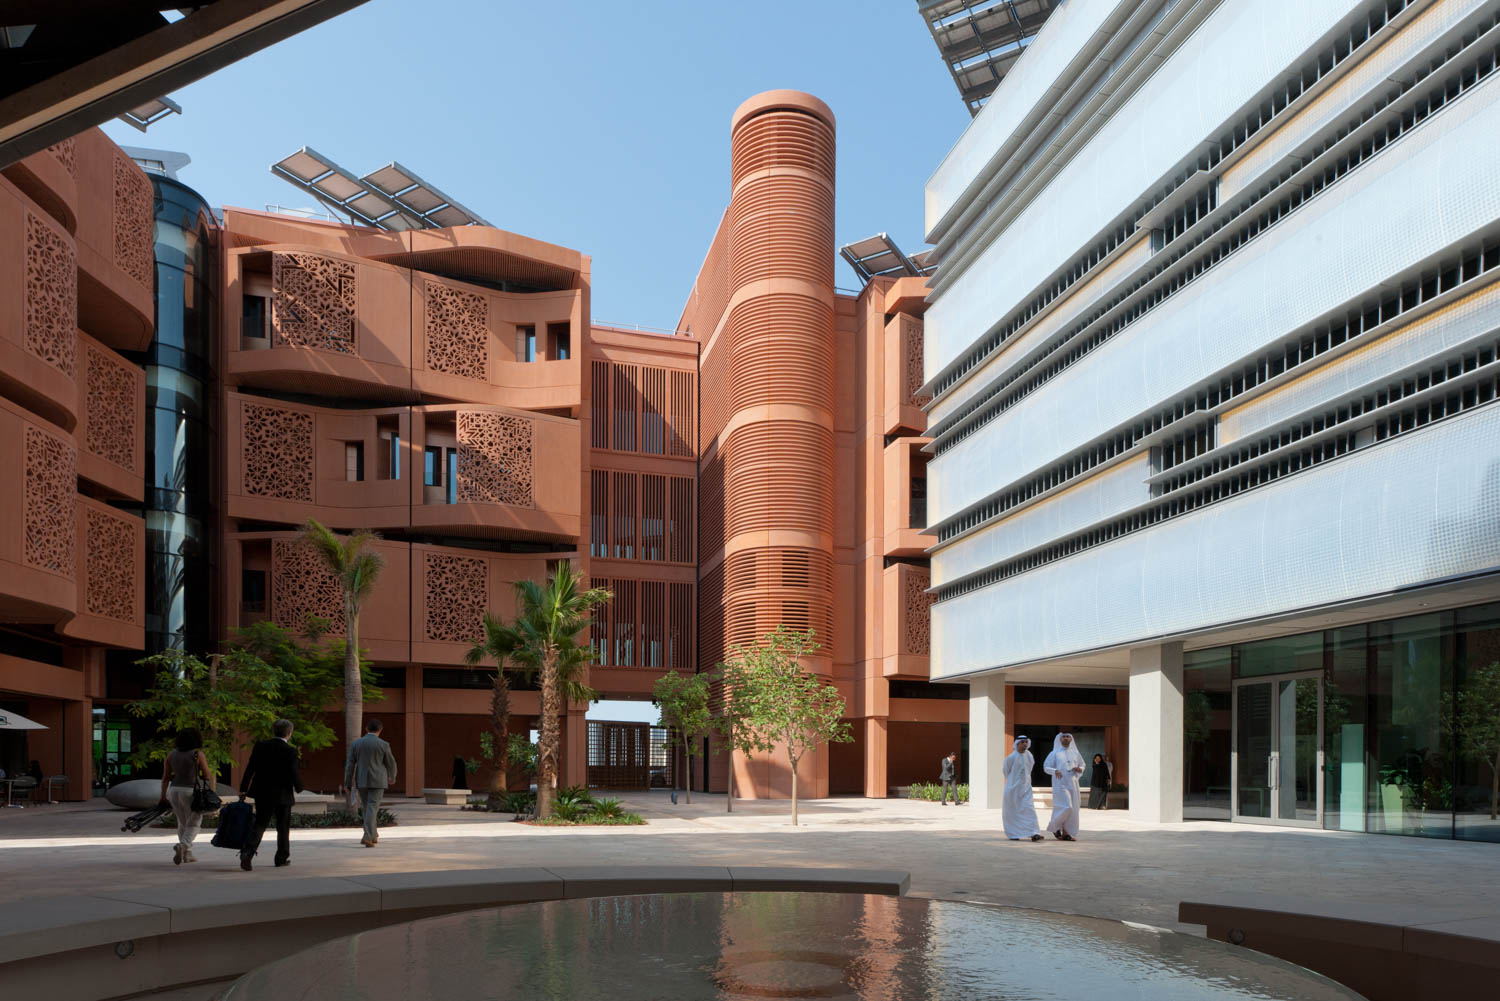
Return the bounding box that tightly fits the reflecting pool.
[223,892,1364,1000]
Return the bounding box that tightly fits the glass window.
[553,326,570,360]
[1184,647,1232,820]
[522,327,536,363]
[424,446,443,487]
[241,295,267,341]
[241,570,267,610]
[1237,632,1324,677]
[1453,603,1500,842]
[1370,613,1452,838]
[446,449,457,504]
[1324,625,1370,833]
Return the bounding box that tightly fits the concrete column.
[967,675,1006,810]
[564,708,588,788]
[1129,642,1184,823]
[64,699,92,801]
[863,717,888,798]
[403,665,424,797]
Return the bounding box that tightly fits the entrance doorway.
[1232,673,1322,826]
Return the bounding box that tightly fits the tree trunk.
[488,672,510,809]
[344,601,362,811]
[1490,751,1498,821]
[537,647,560,819]
[790,753,799,827]
[684,741,692,804]
[726,720,734,813]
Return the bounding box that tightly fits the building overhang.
[0,0,369,168]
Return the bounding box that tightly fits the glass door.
[1232,673,1323,826]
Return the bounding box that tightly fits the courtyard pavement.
[4,791,1497,941]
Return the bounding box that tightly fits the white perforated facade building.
[923,0,1500,840]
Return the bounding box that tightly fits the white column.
[1129,642,1184,823]
[967,674,1006,810]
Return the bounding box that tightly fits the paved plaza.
[4,792,1497,938]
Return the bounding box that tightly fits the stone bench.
[421,787,470,805]
[0,865,910,1001]
[1179,893,1500,1001]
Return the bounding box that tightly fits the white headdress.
[1050,732,1084,769]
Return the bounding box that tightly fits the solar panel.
[839,233,935,284]
[917,0,1060,116]
[270,147,492,231]
[116,95,182,133]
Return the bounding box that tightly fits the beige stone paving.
[3,791,1498,940]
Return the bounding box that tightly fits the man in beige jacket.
[344,719,398,847]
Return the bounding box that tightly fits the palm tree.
[511,564,610,819]
[465,613,520,809]
[299,518,385,809]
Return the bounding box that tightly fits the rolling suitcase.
[122,801,172,833]
[211,799,255,850]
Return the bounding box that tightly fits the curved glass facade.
[141,177,219,656]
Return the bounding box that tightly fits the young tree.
[735,626,853,826]
[511,564,610,819]
[1454,660,1500,819]
[127,621,381,774]
[713,655,766,814]
[127,648,286,773]
[300,518,385,808]
[465,612,521,809]
[653,670,711,804]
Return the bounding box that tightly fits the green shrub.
[590,796,625,819]
[155,807,397,829]
[906,781,968,803]
[528,812,645,827]
[552,799,591,822]
[556,785,593,807]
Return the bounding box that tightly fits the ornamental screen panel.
[271,252,357,354]
[24,211,76,378]
[24,424,76,576]
[455,411,533,507]
[424,280,489,380]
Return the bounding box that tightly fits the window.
[344,441,364,482]
[550,322,570,361]
[241,295,268,343]
[241,570,267,612]
[386,431,400,480]
[910,475,927,529]
[424,445,444,487]
[446,449,458,504]
[519,326,536,363]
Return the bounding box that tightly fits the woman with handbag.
[160,728,215,865]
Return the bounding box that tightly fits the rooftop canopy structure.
[0,0,369,167]
[271,146,491,231]
[918,0,1059,115]
[839,233,936,285]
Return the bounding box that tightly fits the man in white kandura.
[1002,736,1044,842]
[1044,732,1085,842]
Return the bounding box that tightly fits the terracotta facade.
[0,130,149,799]
[1,90,944,802]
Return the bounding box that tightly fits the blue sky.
[101,0,969,328]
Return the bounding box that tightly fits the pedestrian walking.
[238,719,302,871]
[159,728,213,865]
[939,751,959,805]
[1088,752,1111,810]
[1003,736,1044,841]
[1044,732,1085,841]
[345,719,398,847]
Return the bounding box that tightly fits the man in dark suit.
[238,718,302,871]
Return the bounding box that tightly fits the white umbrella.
[0,710,47,730]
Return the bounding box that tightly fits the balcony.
[882,437,931,557]
[881,562,933,680]
[228,248,582,411]
[410,406,580,543]
[0,175,79,430]
[883,312,930,437]
[0,399,77,625]
[75,332,144,501]
[231,534,560,666]
[57,496,144,649]
[226,395,579,542]
[1,139,78,234]
[71,129,153,352]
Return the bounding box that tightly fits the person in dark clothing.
[237,719,302,871]
[1088,753,1111,810]
[26,760,43,784]
[451,756,468,791]
[939,751,959,806]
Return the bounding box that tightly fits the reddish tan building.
[1,89,948,802]
[0,130,151,799]
[681,92,948,799]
